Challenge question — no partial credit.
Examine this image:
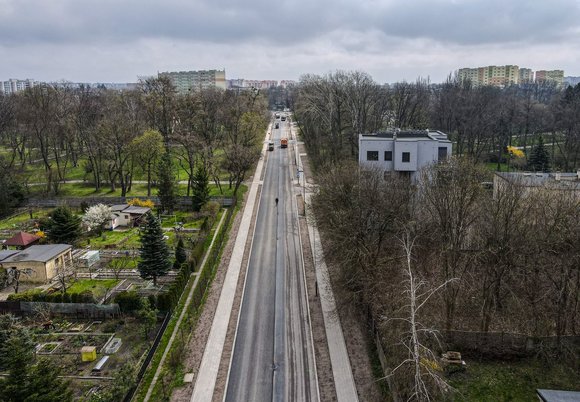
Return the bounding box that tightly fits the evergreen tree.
[174,237,187,269]
[0,330,72,402]
[191,164,210,212]
[45,206,81,244]
[157,150,177,214]
[138,211,171,286]
[25,359,73,402]
[528,136,551,172]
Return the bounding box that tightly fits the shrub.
[114,291,143,313]
[148,294,157,310]
[128,198,155,209]
[200,201,220,219]
[79,290,96,303]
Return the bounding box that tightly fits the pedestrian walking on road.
[275,197,279,207]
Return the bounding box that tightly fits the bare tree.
[383,231,453,401]
[418,157,487,330]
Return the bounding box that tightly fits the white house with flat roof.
[358,129,452,180]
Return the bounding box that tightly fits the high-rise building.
[519,68,534,83]
[1,78,37,94]
[458,65,520,87]
[159,69,226,94]
[535,70,564,86]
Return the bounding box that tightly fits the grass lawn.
[28,181,239,198]
[485,162,510,172]
[82,229,141,249]
[67,279,119,299]
[448,358,580,401]
[0,209,50,231]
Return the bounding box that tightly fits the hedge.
[7,288,96,303]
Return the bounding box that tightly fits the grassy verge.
[133,202,237,401]
[448,358,580,401]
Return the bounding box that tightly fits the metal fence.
[123,312,172,402]
[0,301,121,319]
[25,195,235,208]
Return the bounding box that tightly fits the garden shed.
[0,244,73,283]
[3,231,40,249]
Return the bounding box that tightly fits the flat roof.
[360,130,451,142]
[537,389,580,401]
[496,172,580,190]
[1,244,72,264]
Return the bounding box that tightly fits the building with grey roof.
[359,129,452,180]
[493,171,580,200]
[0,244,72,283]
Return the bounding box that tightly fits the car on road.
[280,138,288,148]
[275,122,279,129]
[268,141,274,151]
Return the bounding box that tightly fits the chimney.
[394,128,400,140]
[555,172,561,181]
[577,169,580,180]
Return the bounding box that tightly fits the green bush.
[147,294,157,310]
[114,291,143,313]
[7,289,43,301]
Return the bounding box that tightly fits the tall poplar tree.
[157,150,176,214]
[138,211,171,286]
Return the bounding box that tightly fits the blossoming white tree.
[82,203,112,235]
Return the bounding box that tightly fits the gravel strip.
[170,187,252,402]
[298,195,338,402]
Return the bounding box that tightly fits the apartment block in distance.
[2,78,37,94]
[458,65,520,86]
[359,129,452,181]
[519,68,534,83]
[535,70,564,86]
[159,69,226,94]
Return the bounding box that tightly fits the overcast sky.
[2,0,580,84]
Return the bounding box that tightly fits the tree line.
[312,159,580,399]
[0,77,268,211]
[293,71,580,172]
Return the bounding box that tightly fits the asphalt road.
[225,116,318,402]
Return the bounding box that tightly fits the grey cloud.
[2,0,576,49]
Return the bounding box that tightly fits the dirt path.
[170,185,258,402]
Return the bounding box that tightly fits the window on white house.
[384,151,392,161]
[402,152,410,162]
[367,151,379,161]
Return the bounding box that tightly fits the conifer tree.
[157,150,177,214]
[45,206,81,244]
[174,237,187,269]
[191,164,210,211]
[0,329,72,402]
[138,211,171,286]
[528,136,551,172]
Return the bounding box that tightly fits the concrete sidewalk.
[190,130,269,402]
[294,126,359,402]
